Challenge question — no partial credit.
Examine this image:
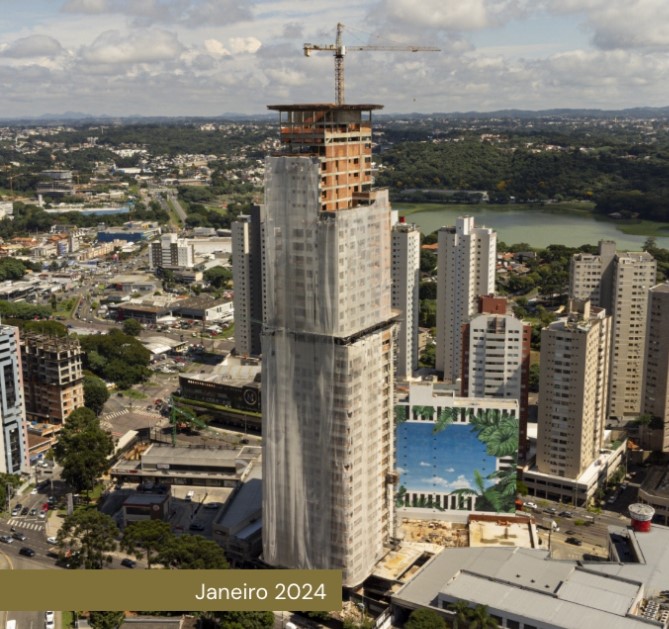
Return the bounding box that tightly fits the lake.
[399,205,669,250]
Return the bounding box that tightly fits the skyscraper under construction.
[261,104,397,587]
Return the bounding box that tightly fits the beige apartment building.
[570,240,656,418]
[261,104,397,587]
[641,283,669,452]
[21,333,84,424]
[435,216,496,383]
[536,300,610,479]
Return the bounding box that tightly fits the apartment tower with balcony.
[435,216,496,383]
[20,333,84,424]
[261,104,396,587]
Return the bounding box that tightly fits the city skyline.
[1,1,669,118]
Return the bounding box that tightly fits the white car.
[46,536,57,545]
[524,501,538,510]
[45,612,55,622]
[45,622,55,629]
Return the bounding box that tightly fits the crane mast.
[304,23,439,105]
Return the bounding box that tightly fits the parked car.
[189,522,205,531]
[544,507,557,515]
[12,532,26,541]
[559,511,573,518]
[566,537,583,546]
[29,508,37,516]
[18,546,35,557]
[121,558,136,568]
[0,535,13,544]
[524,501,538,510]
[46,536,58,545]
[45,612,55,623]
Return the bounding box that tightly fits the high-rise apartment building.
[262,104,396,587]
[436,216,496,383]
[21,333,84,424]
[391,218,420,379]
[0,326,29,474]
[148,233,194,270]
[571,241,656,418]
[641,283,669,452]
[232,205,264,357]
[536,300,610,479]
[462,295,531,461]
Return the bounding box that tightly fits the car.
[29,508,37,517]
[566,537,583,546]
[18,546,35,557]
[12,532,26,541]
[544,507,557,515]
[45,612,55,622]
[189,522,205,531]
[524,501,538,510]
[121,558,136,568]
[204,502,222,510]
[559,511,573,518]
[11,507,20,516]
[20,507,29,516]
[38,512,46,520]
[45,621,55,629]
[30,487,38,495]
[0,535,13,544]
[47,536,57,545]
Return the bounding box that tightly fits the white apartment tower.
[148,233,194,270]
[391,219,420,379]
[232,205,264,357]
[537,300,611,479]
[262,104,396,587]
[641,283,669,452]
[571,241,656,418]
[0,326,29,474]
[435,216,496,383]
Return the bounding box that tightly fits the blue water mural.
[397,422,497,493]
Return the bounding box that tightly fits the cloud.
[62,0,254,27]
[419,461,432,468]
[426,474,473,491]
[229,37,261,54]
[1,35,64,58]
[204,38,230,57]
[80,29,184,64]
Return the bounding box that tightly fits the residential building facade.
[0,326,29,474]
[20,333,85,424]
[391,218,420,379]
[232,205,265,357]
[148,233,194,270]
[641,283,669,452]
[262,103,396,587]
[536,300,610,479]
[570,240,656,418]
[435,216,496,383]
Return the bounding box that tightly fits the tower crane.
[304,23,440,106]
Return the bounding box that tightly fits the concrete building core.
[261,103,397,587]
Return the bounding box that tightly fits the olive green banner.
[0,570,341,611]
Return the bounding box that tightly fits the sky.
[0,0,668,118]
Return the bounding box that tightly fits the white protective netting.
[262,155,396,586]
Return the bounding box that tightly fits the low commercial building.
[178,356,261,431]
[637,467,669,526]
[110,442,259,488]
[122,493,171,528]
[172,296,233,322]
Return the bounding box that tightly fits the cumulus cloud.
[419,461,432,468]
[1,34,64,58]
[204,38,230,57]
[80,29,184,64]
[427,474,473,491]
[62,0,254,27]
[229,37,261,54]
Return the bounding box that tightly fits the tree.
[57,509,118,569]
[209,612,274,629]
[0,473,22,512]
[528,363,540,393]
[448,600,472,629]
[467,604,498,628]
[122,317,143,336]
[88,612,125,629]
[405,608,447,629]
[122,520,172,568]
[53,407,114,494]
[83,373,110,416]
[157,534,229,569]
[420,250,437,275]
[204,265,233,289]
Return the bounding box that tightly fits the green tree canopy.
[83,372,110,416]
[156,534,229,569]
[204,265,233,289]
[121,520,173,568]
[87,611,125,629]
[122,317,143,336]
[405,608,447,629]
[57,509,119,569]
[53,407,114,494]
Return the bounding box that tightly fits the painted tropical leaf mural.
[412,405,435,421]
[433,406,457,434]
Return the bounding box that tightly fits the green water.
[400,205,669,250]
